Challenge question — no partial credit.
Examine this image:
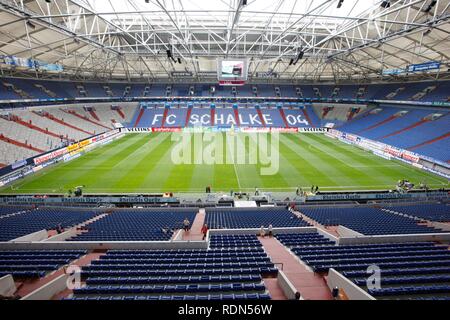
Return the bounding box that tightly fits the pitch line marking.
[227,133,242,190]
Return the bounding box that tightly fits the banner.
[402,151,420,163]
[125,128,152,132]
[407,61,441,73]
[34,148,67,165]
[33,130,120,165]
[11,159,27,170]
[384,146,403,158]
[171,71,193,77]
[79,139,91,147]
[328,130,447,175]
[1,55,63,72]
[271,127,299,133]
[66,143,80,153]
[382,68,405,75]
[218,80,246,86]
[308,191,448,201]
[298,127,328,133]
[32,165,43,173]
[256,71,279,78]
[151,127,182,132]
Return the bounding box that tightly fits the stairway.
[302,108,314,127]
[256,108,266,127]
[88,110,100,121]
[259,236,333,300]
[12,117,63,139]
[358,114,397,133]
[182,209,205,241]
[408,132,450,151]
[62,109,111,130]
[36,111,94,136]
[210,108,216,126]
[185,108,193,127]
[133,108,145,127]
[278,109,289,128]
[161,108,169,127]
[115,108,125,119]
[0,134,44,153]
[233,108,240,126]
[379,119,429,139]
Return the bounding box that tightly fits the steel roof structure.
[0,0,449,83]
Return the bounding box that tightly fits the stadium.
[0,0,449,305]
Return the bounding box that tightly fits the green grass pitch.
[1,132,448,194]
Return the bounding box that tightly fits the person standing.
[201,223,208,240]
[56,224,64,234]
[183,217,190,232]
[259,225,266,238]
[268,224,273,237]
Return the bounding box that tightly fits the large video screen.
[217,58,248,81]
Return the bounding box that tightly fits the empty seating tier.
[382,203,450,222]
[66,240,275,301]
[209,234,262,249]
[68,208,197,242]
[0,250,87,278]
[205,207,310,229]
[2,78,449,103]
[0,205,32,218]
[275,232,336,247]
[300,206,443,235]
[288,241,450,300]
[0,207,102,241]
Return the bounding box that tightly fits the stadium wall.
[0,129,125,187]
[326,129,450,179]
[0,240,208,250]
[338,232,450,245]
[0,275,16,297]
[326,269,375,300]
[21,274,69,300]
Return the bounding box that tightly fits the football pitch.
[1,132,448,194]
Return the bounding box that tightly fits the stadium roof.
[0,0,449,83]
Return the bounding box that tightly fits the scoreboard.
[217,58,248,86]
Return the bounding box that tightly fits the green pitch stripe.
[90,133,168,191]
[309,134,448,186]
[140,138,181,192]
[212,133,239,191]
[290,134,399,186]
[6,133,139,193]
[70,134,153,191]
[188,133,215,192]
[250,134,295,189]
[279,134,343,186]
[163,134,197,191]
[309,135,406,185]
[234,133,271,190]
[298,134,392,185]
[112,133,173,191]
